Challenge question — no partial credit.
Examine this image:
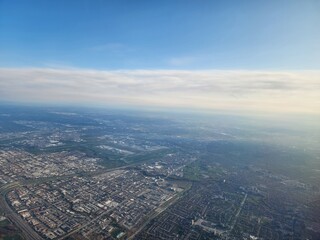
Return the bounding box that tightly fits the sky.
[0,0,319,114]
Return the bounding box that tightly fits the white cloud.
[0,68,319,114]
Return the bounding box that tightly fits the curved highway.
[0,185,43,240]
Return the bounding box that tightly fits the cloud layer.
[0,68,319,114]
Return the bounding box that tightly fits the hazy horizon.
[1,67,319,115]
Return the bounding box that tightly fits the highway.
[0,192,43,240]
[127,187,188,240]
[0,156,172,240]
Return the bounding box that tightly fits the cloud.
[0,68,319,114]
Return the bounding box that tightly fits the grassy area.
[0,220,10,228]
[183,158,225,181]
[0,219,23,240]
[183,163,201,181]
[122,148,172,165]
[1,235,23,240]
[100,149,172,169]
[25,140,172,170]
[99,159,126,169]
[110,220,126,239]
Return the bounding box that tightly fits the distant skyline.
[0,1,319,114]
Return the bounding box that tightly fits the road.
[0,151,182,240]
[229,193,248,232]
[127,186,189,240]
[0,193,43,240]
[56,204,119,240]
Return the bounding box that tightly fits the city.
[0,107,319,239]
[1,1,319,239]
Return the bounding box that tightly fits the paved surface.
[230,193,248,232]
[0,193,43,240]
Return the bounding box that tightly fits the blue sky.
[0,1,319,114]
[1,0,319,70]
